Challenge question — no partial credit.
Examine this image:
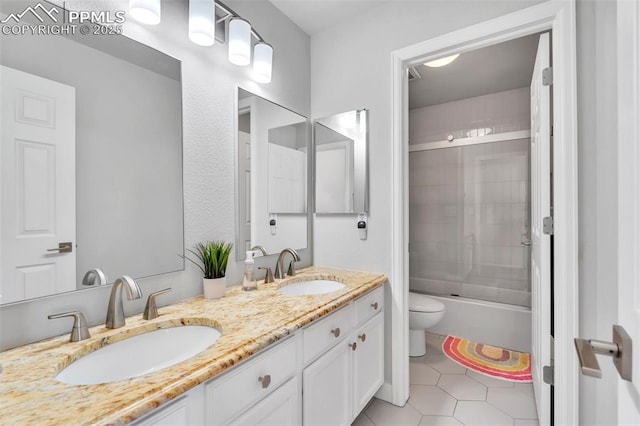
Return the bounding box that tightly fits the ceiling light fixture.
[189,0,216,46]
[129,0,161,25]
[424,54,460,68]
[134,1,274,84]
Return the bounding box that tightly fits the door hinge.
[543,335,555,385]
[542,67,553,86]
[543,216,554,235]
[543,365,554,385]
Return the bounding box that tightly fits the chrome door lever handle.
[574,325,632,381]
[47,242,73,253]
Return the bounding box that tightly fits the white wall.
[310,0,542,394]
[0,0,310,349]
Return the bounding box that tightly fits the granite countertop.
[0,266,387,425]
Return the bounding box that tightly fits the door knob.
[574,324,632,381]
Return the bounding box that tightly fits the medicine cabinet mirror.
[0,1,184,305]
[235,88,310,261]
[314,109,369,214]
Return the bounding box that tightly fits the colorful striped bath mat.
[442,335,532,382]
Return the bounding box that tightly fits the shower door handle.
[521,240,532,247]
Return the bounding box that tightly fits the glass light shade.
[129,0,161,25]
[189,0,215,46]
[228,18,251,66]
[424,54,460,68]
[253,42,273,83]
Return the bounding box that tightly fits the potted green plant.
[183,241,233,299]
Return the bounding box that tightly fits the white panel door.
[352,313,384,419]
[530,33,551,425]
[268,144,306,214]
[302,340,352,426]
[0,66,76,304]
[316,140,354,213]
[617,0,640,421]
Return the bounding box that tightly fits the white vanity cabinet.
[352,313,384,416]
[205,335,299,425]
[302,332,353,425]
[132,285,384,426]
[302,286,385,425]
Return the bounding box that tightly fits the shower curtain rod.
[409,129,531,153]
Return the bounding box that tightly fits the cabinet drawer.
[229,377,300,425]
[303,304,354,365]
[206,336,297,425]
[355,286,384,326]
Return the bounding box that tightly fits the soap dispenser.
[242,250,258,291]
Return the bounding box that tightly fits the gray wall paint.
[0,0,310,349]
[309,0,542,394]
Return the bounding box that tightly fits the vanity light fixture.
[424,53,460,68]
[228,18,252,65]
[253,42,273,83]
[133,0,274,84]
[189,0,216,46]
[129,0,161,25]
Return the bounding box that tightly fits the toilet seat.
[409,292,445,313]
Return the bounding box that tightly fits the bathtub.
[423,294,531,353]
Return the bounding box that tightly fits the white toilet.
[409,292,446,357]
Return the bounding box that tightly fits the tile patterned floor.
[353,333,539,426]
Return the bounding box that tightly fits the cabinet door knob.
[359,333,367,342]
[349,342,357,351]
[371,302,379,310]
[258,374,271,389]
[331,327,341,338]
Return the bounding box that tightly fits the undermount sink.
[56,325,221,385]
[278,279,346,296]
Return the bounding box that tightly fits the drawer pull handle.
[331,327,341,338]
[359,333,367,342]
[349,342,357,351]
[258,374,271,389]
[371,302,379,310]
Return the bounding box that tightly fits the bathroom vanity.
[0,267,386,425]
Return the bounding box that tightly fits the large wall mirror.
[236,88,309,261]
[314,110,369,214]
[0,2,184,305]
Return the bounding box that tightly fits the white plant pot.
[203,277,226,299]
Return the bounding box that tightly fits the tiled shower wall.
[408,89,531,307]
[409,87,530,144]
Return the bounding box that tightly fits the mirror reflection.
[314,109,369,214]
[236,89,309,261]
[0,7,184,305]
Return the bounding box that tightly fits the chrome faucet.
[106,275,142,329]
[82,268,108,286]
[274,248,300,279]
[251,245,269,256]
